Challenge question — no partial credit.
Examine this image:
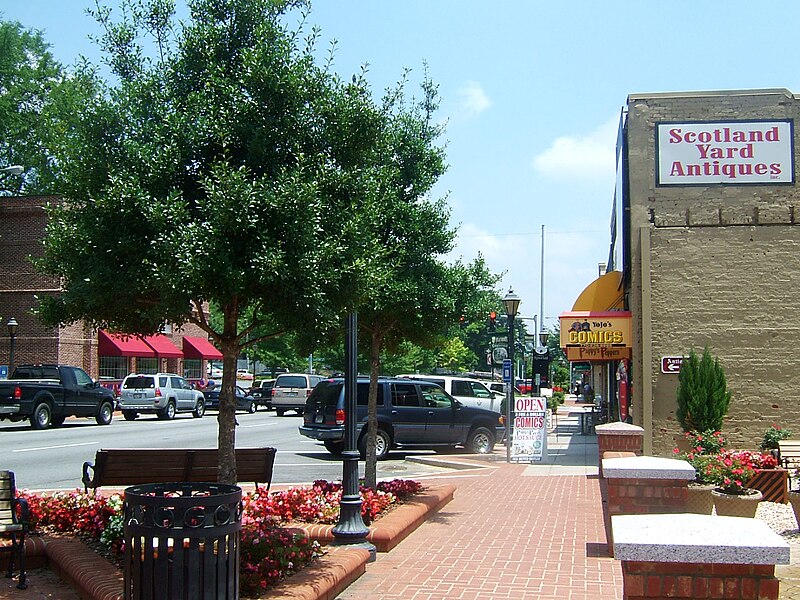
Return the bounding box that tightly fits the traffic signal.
[488,311,497,332]
[459,315,466,329]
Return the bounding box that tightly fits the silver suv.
[272,373,324,416]
[119,373,205,420]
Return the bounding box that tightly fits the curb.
[286,483,456,552]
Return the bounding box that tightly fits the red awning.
[98,330,156,357]
[182,336,223,360]
[143,334,184,358]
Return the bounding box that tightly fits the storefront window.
[99,356,129,379]
[183,359,202,379]
[136,357,158,374]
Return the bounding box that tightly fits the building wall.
[625,89,800,455]
[0,196,63,368]
[0,195,215,378]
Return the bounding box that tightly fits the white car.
[398,375,500,412]
[118,373,205,420]
[271,373,325,416]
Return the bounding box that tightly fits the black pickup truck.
[0,364,116,429]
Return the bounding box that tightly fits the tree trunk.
[364,330,382,489]
[217,309,239,485]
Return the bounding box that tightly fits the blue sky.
[4,1,800,330]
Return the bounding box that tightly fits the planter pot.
[787,491,800,529]
[685,483,715,515]
[711,489,763,518]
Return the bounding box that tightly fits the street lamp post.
[503,288,521,463]
[7,318,18,375]
[331,311,375,560]
[0,165,24,176]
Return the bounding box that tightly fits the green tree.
[36,0,387,484]
[0,19,96,194]
[676,347,732,433]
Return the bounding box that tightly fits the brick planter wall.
[596,423,644,477]
[621,561,779,600]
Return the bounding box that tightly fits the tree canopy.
[29,0,501,485]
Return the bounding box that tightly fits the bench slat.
[83,447,276,492]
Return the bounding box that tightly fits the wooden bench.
[778,440,800,475]
[82,447,277,493]
[0,470,29,590]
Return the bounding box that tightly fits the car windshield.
[123,376,155,389]
[276,375,307,388]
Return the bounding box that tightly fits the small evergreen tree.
[676,347,731,432]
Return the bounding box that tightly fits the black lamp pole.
[503,289,521,463]
[331,311,375,560]
[7,318,17,375]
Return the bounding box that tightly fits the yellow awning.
[571,271,624,311]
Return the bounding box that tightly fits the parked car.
[299,377,505,459]
[397,374,500,412]
[0,364,116,429]
[118,373,205,420]
[203,385,256,413]
[249,379,276,409]
[271,373,325,416]
[236,369,254,381]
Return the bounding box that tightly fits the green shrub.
[760,425,791,451]
[676,347,731,433]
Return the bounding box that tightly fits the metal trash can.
[123,482,243,600]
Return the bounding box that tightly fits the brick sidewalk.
[335,461,624,600]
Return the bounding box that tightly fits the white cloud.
[453,81,492,120]
[532,116,618,182]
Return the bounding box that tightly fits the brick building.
[617,89,800,454]
[0,195,221,387]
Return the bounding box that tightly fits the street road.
[0,408,454,490]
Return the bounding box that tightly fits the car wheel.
[358,428,391,460]
[123,410,137,421]
[96,402,114,425]
[51,415,66,427]
[246,401,256,414]
[324,440,345,455]
[467,426,495,454]
[275,408,285,417]
[159,401,176,420]
[193,399,205,418]
[31,402,52,430]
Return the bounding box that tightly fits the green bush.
[760,425,791,451]
[676,347,731,433]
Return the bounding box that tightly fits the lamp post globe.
[7,318,18,374]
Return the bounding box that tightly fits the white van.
[397,375,500,412]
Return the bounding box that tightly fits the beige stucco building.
[619,88,800,454]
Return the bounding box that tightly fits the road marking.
[239,423,277,429]
[14,441,98,453]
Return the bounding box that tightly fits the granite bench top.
[602,455,696,480]
[612,513,790,565]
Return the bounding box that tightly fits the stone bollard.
[596,422,644,478]
[601,455,695,557]
[612,513,789,600]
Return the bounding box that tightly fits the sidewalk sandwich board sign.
[511,396,547,463]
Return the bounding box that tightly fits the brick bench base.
[622,561,779,600]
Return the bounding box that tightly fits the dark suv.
[299,378,505,459]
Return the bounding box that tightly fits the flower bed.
[20,478,423,596]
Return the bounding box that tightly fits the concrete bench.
[612,513,790,600]
[82,447,276,493]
